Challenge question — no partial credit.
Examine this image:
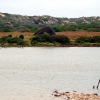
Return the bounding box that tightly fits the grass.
[0,31,100,47]
[0,31,33,41]
[56,31,100,41]
[1,31,100,41]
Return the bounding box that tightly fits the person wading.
[96,79,100,89]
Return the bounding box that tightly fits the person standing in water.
[96,79,100,89]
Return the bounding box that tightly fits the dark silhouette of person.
[96,79,100,89]
[93,85,95,89]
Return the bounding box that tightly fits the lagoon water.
[0,47,100,100]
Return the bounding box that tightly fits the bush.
[0,36,9,44]
[75,37,90,43]
[7,36,25,45]
[90,36,100,43]
[54,35,70,44]
[75,36,100,43]
[50,35,70,44]
[53,25,67,32]
[32,33,50,42]
[8,34,12,37]
[0,35,25,46]
[20,28,31,32]
[17,38,25,45]
[19,34,24,39]
[31,33,70,45]
[31,40,39,45]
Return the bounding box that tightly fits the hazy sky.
[0,0,100,18]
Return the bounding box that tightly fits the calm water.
[0,47,100,100]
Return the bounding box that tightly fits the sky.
[0,0,100,18]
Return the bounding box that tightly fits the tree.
[19,34,24,39]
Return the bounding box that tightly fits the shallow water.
[0,47,100,100]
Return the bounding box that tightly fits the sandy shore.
[52,90,100,100]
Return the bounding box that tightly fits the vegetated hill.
[0,12,100,32]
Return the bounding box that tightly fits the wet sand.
[53,90,100,100]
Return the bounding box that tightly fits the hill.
[1,12,100,32]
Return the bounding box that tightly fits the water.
[0,47,100,100]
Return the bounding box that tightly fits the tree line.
[0,33,100,46]
[52,23,100,32]
[1,22,100,32]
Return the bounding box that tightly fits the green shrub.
[8,34,12,37]
[17,38,25,45]
[19,34,24,39]
[75,37,90,43]
[31,33,70,45]
[75,36,100,43]
[0,36,9,44]
[31,40,38,45]
[55,35,70,44]
[90,36,100,43]
[32,33,50,42]
[20,28,31,32]
[50,35,70,44]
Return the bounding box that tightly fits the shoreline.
[0,44,100,47]
[53,90,100,100]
